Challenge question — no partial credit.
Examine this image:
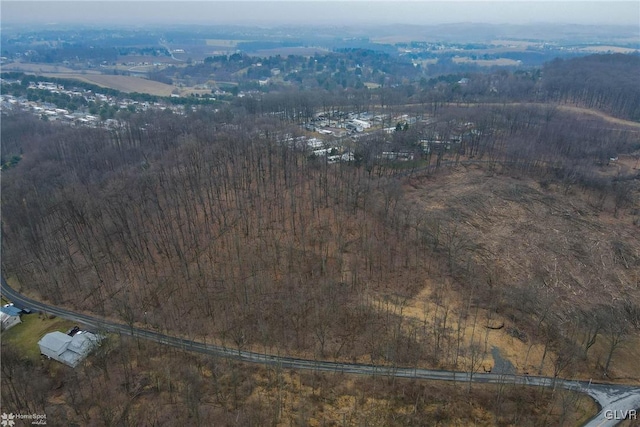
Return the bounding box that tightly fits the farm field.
[1,62,101,74]
[452,56,522,66]
[579,46,639,54]
[40,73,176,96]
[248,46,331,57]
[205,39,243,47]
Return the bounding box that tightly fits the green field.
[2,313,75,362]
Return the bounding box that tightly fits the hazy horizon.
[2,1,639,27]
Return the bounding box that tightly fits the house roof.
[1,306,21,317]
[38,331,72,356]
[67,333,99,354]
[38,331,101,368]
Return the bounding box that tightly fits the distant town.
[1,78,188,128]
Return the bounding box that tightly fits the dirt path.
[552,104,640,129]
[442,102,640,129]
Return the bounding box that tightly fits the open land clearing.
[397,163,640,382]
[1,62,102,74]
[553,105,640,129]
[39,73,176,96]
[205,39,243,47]
[3,62,177,96]
[452,56,522,66]
[247,47,331,57]
[117,55,178,64]
[579,46,639,54]
[430,102,640,129]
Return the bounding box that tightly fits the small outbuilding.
[0,306,22,331]
[38,331,101,368]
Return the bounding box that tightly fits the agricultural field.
[205,39,243,48]
[39,73,176,96]
[452,56,522,66]
[1,62,100,74]
[248,46,331,57]
[579,46,639,54]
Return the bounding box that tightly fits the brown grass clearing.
[39,73,176,96]
[400,163,640,382]
[1,62,93,74]
[452,56,522,66]
[580,46,639,54]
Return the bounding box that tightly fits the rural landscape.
[1,2,640,426]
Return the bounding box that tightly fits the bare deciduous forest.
[1,52,639,425]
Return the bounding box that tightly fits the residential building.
[38,331,102,368]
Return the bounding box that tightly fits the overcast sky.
[2,1,639,27]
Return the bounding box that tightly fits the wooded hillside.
[541,54,640,121]
[1,111,436,364]
[2,102,639,382]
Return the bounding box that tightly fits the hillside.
[1,111,434,364]
[1,98,639,424]
[541,54,640,121]
[2,103,639,377]
[400,163,640,380]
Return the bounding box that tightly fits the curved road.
[2,278,638,426]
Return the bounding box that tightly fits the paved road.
[159,39,185,62]
[2,277,638,426]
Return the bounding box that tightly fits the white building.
[38,331,102,368]
[351,119,371,129]
[313,148,330,157]
[306,138,324,149]
[0,306,21,331]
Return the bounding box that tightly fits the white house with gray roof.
[38,331,101,368]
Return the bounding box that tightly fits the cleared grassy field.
[403,163,640,382]
[490,39,543,48]
[580,46,638,54]
[371,35,418,44]
[248,46,330,57]
[1,62,100,74]
[118,55,177,64]
[40,73,176,96]
[2,61,177,96]
[205,39,243,47]
[452,56,521,66]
